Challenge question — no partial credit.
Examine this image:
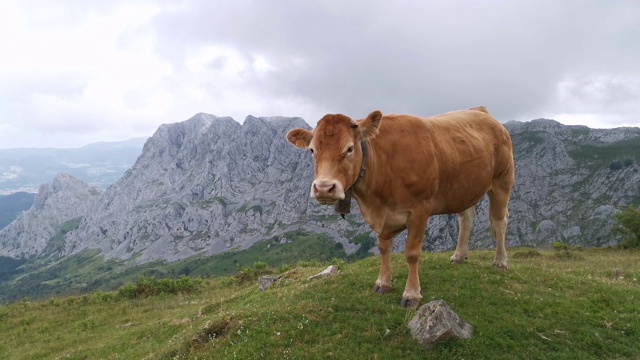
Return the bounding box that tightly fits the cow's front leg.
[373,234,393,294]
[401,214,428,308]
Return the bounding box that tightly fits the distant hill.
[0,137,146,195]
[0,192,35,229]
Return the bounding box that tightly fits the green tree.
[614,205,640,248]
[609,160,623,171]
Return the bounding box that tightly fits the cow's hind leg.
[487,189,509,270]
[373,234,393,294]
[401,213,428,308]
[450,206,475,264]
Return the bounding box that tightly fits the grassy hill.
[0,230,359,303]
[1,248,639,359]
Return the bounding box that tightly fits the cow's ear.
[286,128,313,148]
[357,110,382,140]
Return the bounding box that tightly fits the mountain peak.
[243,115,310,131]
[0,174,102,258]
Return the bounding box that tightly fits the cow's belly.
[430,174,492,215]
[431,191,486,215]
[360,207,408,238]
[431,188,488,215]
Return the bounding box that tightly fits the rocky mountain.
[59,113,360,263]
[0,138,146,195]
[504,120,639,248]
[0,113,638,265]
[0,174,102,258]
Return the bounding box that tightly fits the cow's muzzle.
[311,179,345,205]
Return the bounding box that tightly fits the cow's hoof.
[492,261,508,271]
[450,253,468,264]
[400,297,421,309]
[372,284,392,294]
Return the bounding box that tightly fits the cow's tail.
[470,106,489,114]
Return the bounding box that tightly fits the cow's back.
[368,108,513,215]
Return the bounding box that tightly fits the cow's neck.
[334,140,368,218]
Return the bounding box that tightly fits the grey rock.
[590,205,616,220]
[408,300,473,349]
[307,265,339,280]
[258,275,279,291]
[562,226,582,241]
[536,220,557,239]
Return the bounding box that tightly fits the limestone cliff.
[0,173,102,258]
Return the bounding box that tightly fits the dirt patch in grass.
[191,316,235,348]
[609,269,625,280]
[551,250,584,261]
[512,249,543,259]
[171,318,191,326]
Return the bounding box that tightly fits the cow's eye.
[346,146,354,155]
[309,148,315,157]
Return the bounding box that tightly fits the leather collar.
[334,140,367,218]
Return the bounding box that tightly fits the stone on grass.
[307,265,338,280]
[258,275,279,291]
[407,300,473,349]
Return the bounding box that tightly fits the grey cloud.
[0,71,87,123]
[151,0,640,124]
[2,0,638,149]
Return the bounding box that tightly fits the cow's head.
[286,110,382,205]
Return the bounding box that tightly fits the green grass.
[1,248,639,359]
[161,230,347,277]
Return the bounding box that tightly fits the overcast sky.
[0,0,638,149]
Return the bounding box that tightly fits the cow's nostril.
[313,180,337,197]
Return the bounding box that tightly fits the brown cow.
[286,107,514,308]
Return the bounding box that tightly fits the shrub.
[90,291,116,303]
[623,158,634,167]
[233,262,273,284]
[614,205,640,248]
[609,160,623,171]
[253,261,268,271]
[551,242,570,251]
